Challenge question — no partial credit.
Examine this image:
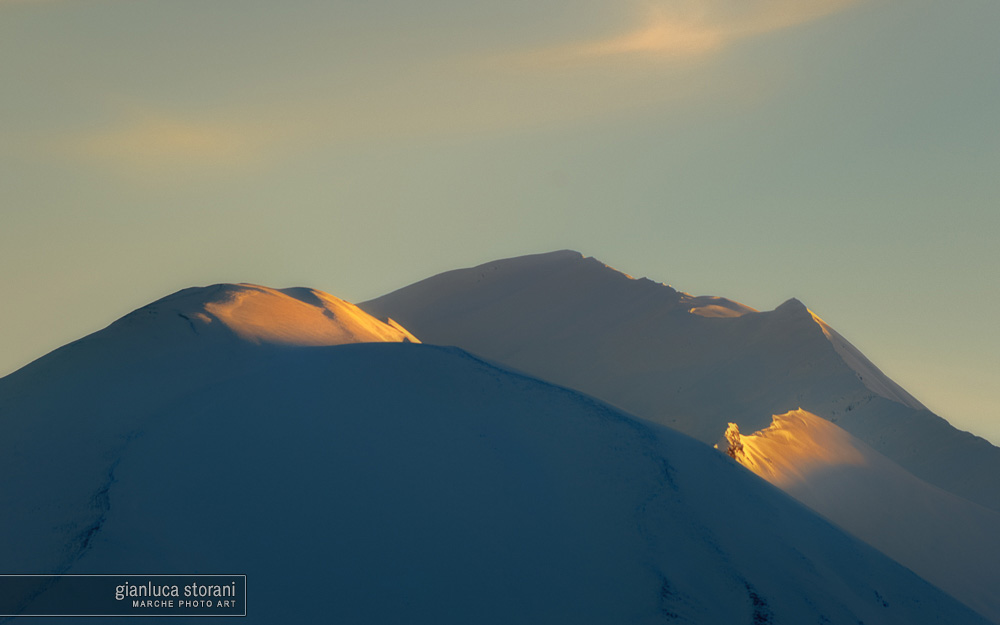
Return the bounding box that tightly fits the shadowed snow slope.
[0,290,990,623]
[722,409,1000,624]
[361,250,1000,512]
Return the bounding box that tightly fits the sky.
[2,0,998,442]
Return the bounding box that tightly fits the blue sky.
[2,0,998,441]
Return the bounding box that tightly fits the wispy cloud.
[56,110,282,177]
[40,0,862,181]
[536,0,862,63]
[575,5,728,59]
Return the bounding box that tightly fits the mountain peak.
[539,249,584,260]
[775,297,809,314]
[804,307,923,411]
[117,283,419,347]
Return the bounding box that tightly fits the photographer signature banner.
[0,575,246,617]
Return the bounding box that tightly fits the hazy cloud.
[536,0,862,63]
[41,0,862,180]
[56,110,282,177]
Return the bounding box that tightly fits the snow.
[808,310,923,410]
[723,409,1000,624]
[0,294,990,623]
[720,412,868,485]
[360,250,1000,513]
[132,283,419,346]
[687,299,756,318]
[0,283,417,581]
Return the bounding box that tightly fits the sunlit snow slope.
[0,286,989,624]
[361,250,1000,512]
[135,283,419,346]
[722,409,1000,624]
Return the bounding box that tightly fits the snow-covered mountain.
[722,409,1000,624]
[360,250,1000,513]
[0,284,416,580]
[0,283,989,624]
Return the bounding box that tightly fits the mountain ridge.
[723,408,1000,623]
[360,250,1000,512]
[0,300,989,623]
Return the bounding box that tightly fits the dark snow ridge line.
[655,574,686,621]
[0,455,122,623]
[743,580,774,625]
[631,445,686,621]
[70,457,120,562]
[176,312,200,335]
[874,590,890,608]
[61,427,148,573]
[441,345,662,443]
[827,392,877,419]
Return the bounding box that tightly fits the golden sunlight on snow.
[688,305,742,318]
[202,285,419,346]
[719,408,1000,623]
[719,409,868,487]
[686,296,757,318]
